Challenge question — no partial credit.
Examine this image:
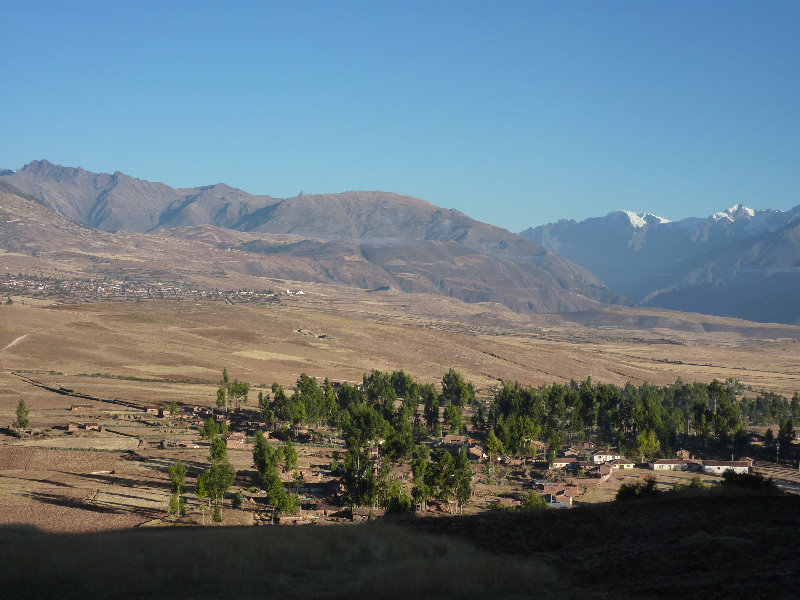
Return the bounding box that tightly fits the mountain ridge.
[521,204,800,323]
[0,164,627,314]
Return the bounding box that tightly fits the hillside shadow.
[27,491,126,514]
[76,472,172,491]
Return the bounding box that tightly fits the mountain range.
[0,161,624,314]
[521,204,800,324]
[3,160,797,323]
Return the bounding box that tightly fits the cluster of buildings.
[1,274,280,304]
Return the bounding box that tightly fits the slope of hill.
[0,161,627,314]
[521,205,800,323]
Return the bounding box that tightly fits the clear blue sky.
[2,0,798,230]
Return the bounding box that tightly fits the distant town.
[1,273,290,305]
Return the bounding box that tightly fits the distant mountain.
[0,161,627,314]
[642,218,800,324]
[0,160,280,233]
[521,205,800,323]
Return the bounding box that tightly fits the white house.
[612,457,635,470]
[551,457,578,469]
[702,460,750,475]
[591,450,621,464]
[651,459,690,471]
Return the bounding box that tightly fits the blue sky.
[2,0,798,230]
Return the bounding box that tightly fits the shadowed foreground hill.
[2,493,797,599]
[407,492,800,599]
[0,522,554,600]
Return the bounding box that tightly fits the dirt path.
[0,332,35,371]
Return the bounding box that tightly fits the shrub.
[521,491,547,511]
[689,475,708,490]
[232,491,244,509]
[616,477,659,501]
[720,470,776,491]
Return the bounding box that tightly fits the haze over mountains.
[0,161,624,315]
[522,205,800,324]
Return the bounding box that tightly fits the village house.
[224,433,253,450]
[144,407,160,415]
[598,464,613,480]
[551,457,578,470]
[612,457,635,469]
[67,422,80,432]
[591,449,622,464]
[544,491,573,508]
[84,423,102,432]
[676,449,693,460]
[213,414,231,426]
[441,434,468,447]
[651,459,691,471]
[537,483,579,498]
[351,506,385,522]
[702,460,751,475]
[530,440,548,454]
[468,445,485,461]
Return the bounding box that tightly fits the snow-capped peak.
[711,203,755,222]
[615,210,671,228]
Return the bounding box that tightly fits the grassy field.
[1,299,798,400]
[0,298,799,537]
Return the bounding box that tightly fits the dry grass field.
[1,295,799,535]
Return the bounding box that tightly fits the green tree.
[200,416,220,440]
[778,417,796,448]
[257,390,274,428]
[635,429,660,463]
[216,387,227,411]
[342,403,389,451]
[14,398,29,429]
[209,437,228,463]
[765,427,774,446]
[471,404,487,433]
[167,460,187,518]
[427,450,457,512]
[443,402,462,435]
[252,430,297,518]
[441,369,475,408]
[282,438,298,471]
[341,446,377,507]
[485,429,504,471]
[422,384,439,434]
[228,379,250,412]
[411,444,431,511]
[294,373,325,426]
[455,447,472,514]
[196,459,236,523]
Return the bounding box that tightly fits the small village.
[6,380,776,528]
[0,273,285,305]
